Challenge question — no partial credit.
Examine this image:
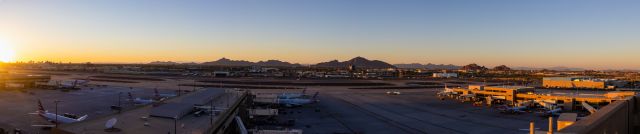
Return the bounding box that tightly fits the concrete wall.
[560,95,639,134]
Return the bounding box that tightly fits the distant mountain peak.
[350,56,368,61]
[394,63,460,69]
[148,61,179,65]
[202,58,300,67]
[315,57,395,68]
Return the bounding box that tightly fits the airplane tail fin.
[73,80,78,88]
[312,92,319,99]
[128,92,134,100]
[37,99,45,112]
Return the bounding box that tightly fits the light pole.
[210,96,214,125]
[118,92,122,107]
[54,100,62,128]
[174,116,178,134]
[117,92,122,113]
[226,90,230,108]
[178,84,181,96]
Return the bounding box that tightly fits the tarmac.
[277,87,554,134]
[0,71,562,134]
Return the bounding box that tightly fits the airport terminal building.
[543,77,616,89]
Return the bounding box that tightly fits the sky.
[0,0,639,69]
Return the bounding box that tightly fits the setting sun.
[0,43,15,63]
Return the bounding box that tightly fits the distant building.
[543,77,616,89]
[466,85,535,102]
[213,71,231,77]
[433,73,458,78]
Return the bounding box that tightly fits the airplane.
[437,84,457,97]
[31,100,88,124]
[537,108,563,117]
[533,100,563,117]
[278,89,307,98]
[497,100,535,114]
[386,91,401,95]
[497,105,527,114]
[58,80,90,89]
[154,88,177,98]
[276,92,319,107]
[128,92,156,105]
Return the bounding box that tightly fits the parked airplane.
[386,91,401,95]
[277,92,319,107]
[537,108,563,117]
[278,89,307,98]
[533,100,562,117]
[128,92,155,105]
[497,105,527,114]
[498,100,535,114]
[437,84,457,97]
[32,100,88,124]
[58,80,90,89]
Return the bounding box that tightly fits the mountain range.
[148,61,179,65]
[512,66,587,71]
[189,57,396,68]
[313,57,396,68]
[148,58,611,71]
[201,58,301,67]
[394,63,461,70]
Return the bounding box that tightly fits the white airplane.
[128,92,155,105]
[437,84,457,96]
[533,100,563,117]
[497,105,527,114]
[155,88,177,98]
[277,92,319,107]
[498,100,535,114]
[32,100,88,124]
[278,89,307,98]
[58,80,90,89]
[537,108,563,117]
[386,91,401,95]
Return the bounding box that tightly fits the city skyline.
[1,0,639,69]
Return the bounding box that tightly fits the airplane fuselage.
[39,111,87,124]
[133,98,154,104]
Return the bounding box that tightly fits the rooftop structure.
[56,88,242,134]
[543,77,616,89]
[452,85,635,110]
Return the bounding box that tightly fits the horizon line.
[4,59,639,71]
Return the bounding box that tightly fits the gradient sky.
[0,0,639,69]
